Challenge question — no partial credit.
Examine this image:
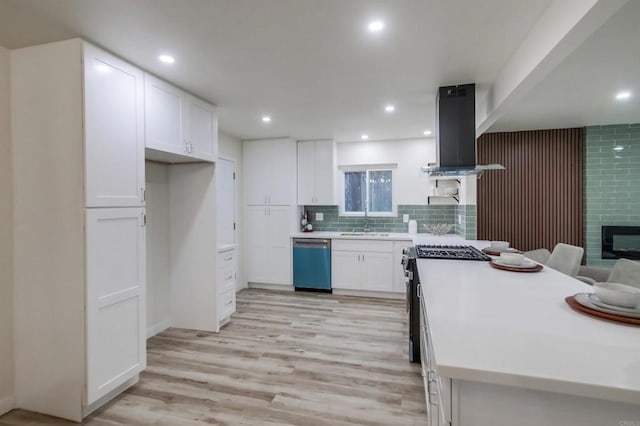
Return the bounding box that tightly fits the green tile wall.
[455,205,477,240]
[303,205,457,233]
[584,123,640,266]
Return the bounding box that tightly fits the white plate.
[574,293,640,319]
[493,259,538,269]
[588,293,640,314]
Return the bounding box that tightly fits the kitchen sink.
[339,232,390,237]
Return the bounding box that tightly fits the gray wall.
[0,45,14,413]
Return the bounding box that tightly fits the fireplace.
[602,226,640,260]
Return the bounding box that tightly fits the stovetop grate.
[415,244,490,261]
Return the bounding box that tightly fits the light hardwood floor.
[1,289,427,425]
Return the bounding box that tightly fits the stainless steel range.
[415,244,491,261]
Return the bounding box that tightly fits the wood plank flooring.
[1,289,426,425]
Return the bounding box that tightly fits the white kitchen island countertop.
[417,256,640,406]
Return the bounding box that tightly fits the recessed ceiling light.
[262,115,272,123]
[384,105,395,113]
[615,91,631,100]
[158,54,175,64]
[368,20,385,32]
[423,130,432,136]
[361,134,369,140]
[614,145,625,151]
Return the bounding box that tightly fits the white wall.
[218,131,246,290]
[337,138,436,205]
[0,45,14,414]
[145,161,171,337]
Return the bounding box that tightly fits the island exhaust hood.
[422,83,504,177]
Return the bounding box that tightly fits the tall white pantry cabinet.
[12,39,146,421]
[243,138,298,286]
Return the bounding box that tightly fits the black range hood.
[422,83,504,177]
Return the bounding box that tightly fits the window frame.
[338,164,397,217]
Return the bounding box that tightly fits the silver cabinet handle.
[417,284,421,299]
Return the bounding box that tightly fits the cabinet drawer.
[217,265,236,294]
[218,289,236,320]
[218,249,236,269]
[332,239,393,253]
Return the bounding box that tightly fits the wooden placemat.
[565,296,640,326]
[482,247,524,256]
[489,260,543,273]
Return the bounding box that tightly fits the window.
[341,166,395,216]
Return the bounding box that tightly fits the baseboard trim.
[248,282,294,291]
[0,395,15,416]
[146,319,171,339]
[332,289,404,300]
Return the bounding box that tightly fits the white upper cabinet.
[297,139,335,205]
[84,44,145,207]
[184,95,217,161]
[144,74,184,156]
[244,138,296,205]
[144,73,217,163]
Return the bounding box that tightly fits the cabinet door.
[267,206,292,284]
[243,141,271,205]
[84,44,145,207]
[331,251,362,289]
[144,73,185,155]
[314,140,335,205]
[362,251,394,292]
[246,206,269,282]
[185,95,217,161]
[267,139,294,205]
[297,141,316,205]
[85,208,146,404]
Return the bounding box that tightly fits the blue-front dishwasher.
[293,238,331,291]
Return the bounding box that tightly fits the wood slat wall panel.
[477,129,584,252]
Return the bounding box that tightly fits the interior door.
[85,207,146,404]
[217,158,236,247]
[84,44,144,208]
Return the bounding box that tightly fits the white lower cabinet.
[246,205,293,285]
[85,208,146,404]
[332,240,394,292]
[419,290,450,426]
[217,248,237,322]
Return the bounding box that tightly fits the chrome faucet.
[363,206,371,233]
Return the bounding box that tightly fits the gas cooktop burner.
[415,244,490,261]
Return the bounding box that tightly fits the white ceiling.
[489,0,640,132]
[1,0,636,141]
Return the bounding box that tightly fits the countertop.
[290,231,470,243]
[417,247,640,405]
